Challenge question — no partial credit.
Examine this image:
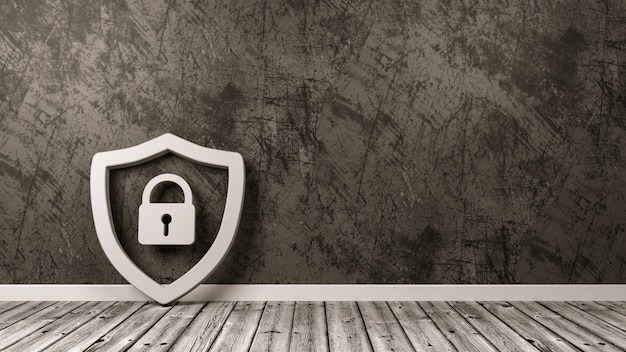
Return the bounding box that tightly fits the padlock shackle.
[142,173,193,204]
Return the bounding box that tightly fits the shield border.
[90,133,245,304]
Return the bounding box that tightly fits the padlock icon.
[138,173,195,245]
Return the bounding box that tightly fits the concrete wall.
[0,0,625,284]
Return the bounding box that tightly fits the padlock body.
[138,203,195,245]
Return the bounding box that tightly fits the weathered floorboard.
[42,301,145,352]
[5,301,113,352]
[419,301,497,352]
[326,301,372,352]
[126,302,206,352]
[289,302,329,352]
[0,302,26,316]
[358,301,414,352]
[596,301,626,316]
[568,301,626,331]
[449,301,538,352]
[0,300,623,351]
[249,301,295,352]
[388,301,455,351]
[0,301,83,350]
[0,301,55,331]
[539,301,626,350]
[510,301,622,352]
[478,301,579,352]
[209,301,265,352]
[84,303,173,351]
[169,301,236,352]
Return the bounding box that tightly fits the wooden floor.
[0,301,623,351]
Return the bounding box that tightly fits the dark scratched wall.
[0,0,625,284]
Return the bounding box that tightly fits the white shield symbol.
[90,133,245,304]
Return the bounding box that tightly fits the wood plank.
[126,302,206,352]
[249,301,295,352]
[419,301,497,352]
[358,301,413,352]
[0,302,27,316]
[83,303,173,352]
[449,301,538,352]
[289,302,328,352]
[388,301,454,351]
[596,301,626,316]
[0,301,83,350]
[326,301,372,352]
[42,301,145,351]
[0,300,622,352]
[539,301,626,350]
[568,302,626,331]
[5,301,114,352]
[209,301,265,352]
[0,301,55,330]
[169,301,236,352]
[479,301,579,352]
[510,301,622,352]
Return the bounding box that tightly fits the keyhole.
[161,214,172,236]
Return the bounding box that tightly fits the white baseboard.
[0,284,623,301]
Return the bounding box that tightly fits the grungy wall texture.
[0,0,625,284]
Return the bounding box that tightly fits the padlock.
[138,173,195,245]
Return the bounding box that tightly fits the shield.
[90,133,245,304]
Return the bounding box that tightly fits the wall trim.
[0,284,624,301]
